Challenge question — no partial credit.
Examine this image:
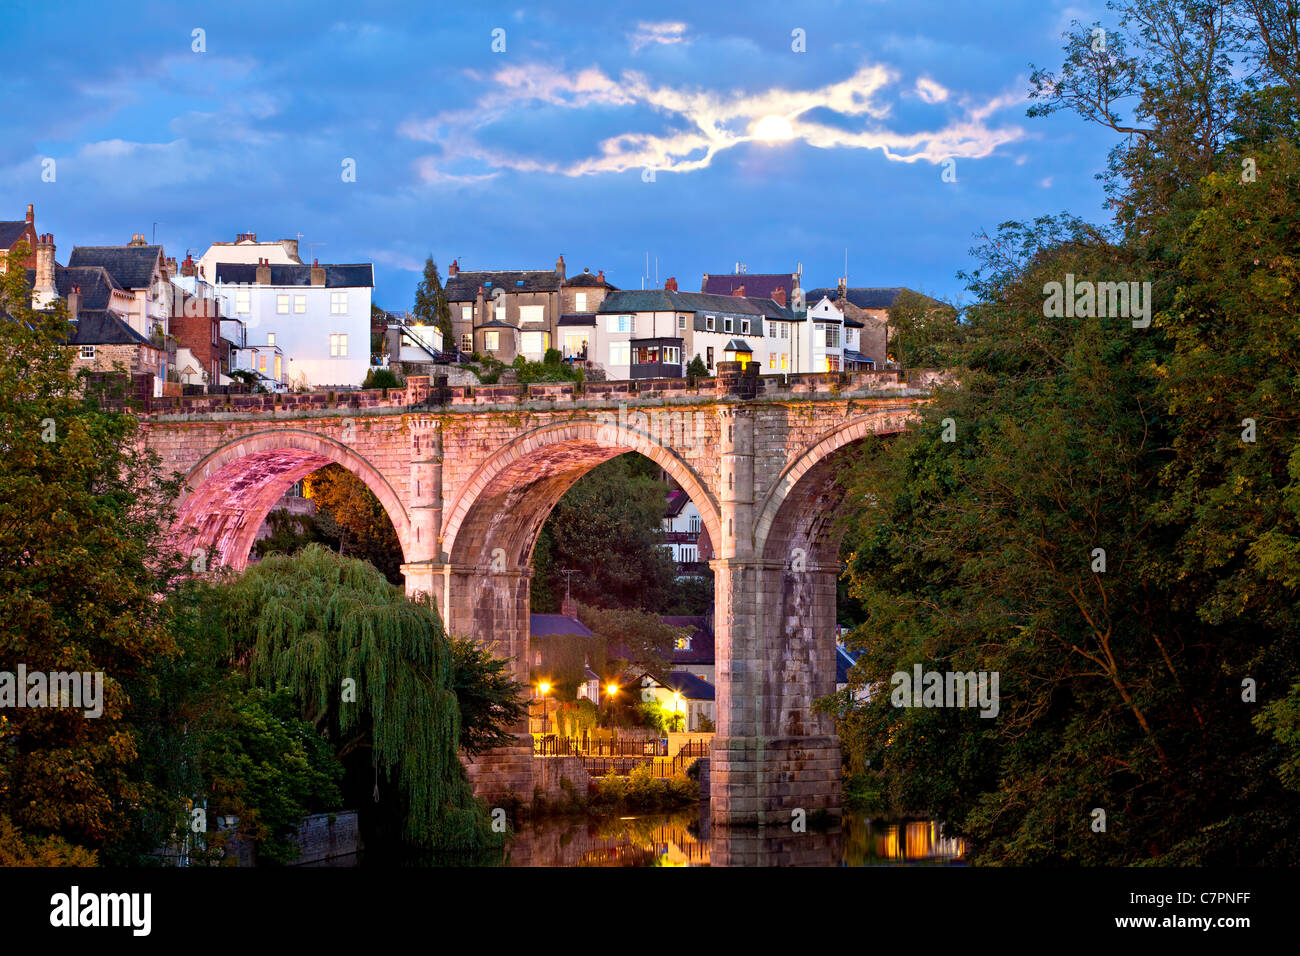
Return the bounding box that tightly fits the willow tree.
[201,545,500,851]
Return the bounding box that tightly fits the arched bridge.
[138,365,944,826]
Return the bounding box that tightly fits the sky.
[1,0,1117,310]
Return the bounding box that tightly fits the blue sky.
[1,0,1116,309]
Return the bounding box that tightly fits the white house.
[663,486,707,578]
[197,232,302,281]
[213,259,373,389]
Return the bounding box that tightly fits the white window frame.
[236,289,250,314]
[574,292,587,312]
[484,330,500,351]
[609,341,630,366]
[330,292,347,315]
[678,315,686,331]
[330,333,348,357]
[705,315,715,331]
[276,294,289,314]
[460,332,473,352]
[267,332,276,347]
[294,294,306,314]
[79,345,95,360]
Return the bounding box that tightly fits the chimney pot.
[732,285,745,297]
[665,277,678,292]
[25,204,33,224]
[772,286,787,306]
[596,269,604,282]
[449,258,458,276]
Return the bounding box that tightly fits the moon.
[752,114,795,142]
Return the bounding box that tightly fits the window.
[820,324,841,348]
[562,331,589,357]
[274,355,282,379]
[705,315,715,331]
[461,305,472,322]
[609,342,630,365]
[294,294,306,314]
[663,346,681,364]
[675,636,692,650]
[519,305,544,325]
[826,355,841,372]
[236,289,250,314]
[79,345,95,360]
[277,294,289,314]
[769,354,776,368]
[258,354,267,372]
[267,333,276,347]
[706,347,714,369]
[741,319,751,334]
[484,330,500,351]
[781,354,788,370]
[330,333,348,357]
[608,314,633,333]
[574,293,587,312]
[724,317,733,333]
[460,333,472,352]
[521,330,549,355]
[688,515,700,534]
[330,292,347,315]
[769,323,777,337]
[680,548,696,565]
[780,324,789,339]
[678,315,686,330]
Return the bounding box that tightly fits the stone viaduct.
[136,364,941,826]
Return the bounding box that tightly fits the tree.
[0,244,188,854]
[303,464,404,584]
[578,603,688,679]
[531,456,678,611]
[413,256,453,346]
[686,354,708,383]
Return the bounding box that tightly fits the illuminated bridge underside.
[141,370,940,825]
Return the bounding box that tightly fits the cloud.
[366,248,426,271]
[629,21,688,52]
[403,61,1024,179]
[915,76,949,103]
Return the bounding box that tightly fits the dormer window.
[705,315,715,331]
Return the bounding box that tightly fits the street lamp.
[538,681,551,736]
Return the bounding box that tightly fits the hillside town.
[0,202,930,395]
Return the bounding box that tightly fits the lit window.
[609,342,630,365]
[461,305,472,322]
[769,354,776,368]
[663,346,681,364]
[521,330,549,355]
[80,345,95,360]
[563,332,589,356]
[574,292,587,312]
[277,294,289,314]
[826,355,841,372]
[258,354,267,372]
[484,330,500,351]
[781,354,788,370]
[267,332,276,347]
[236,289,250,314]
[331,292,347,315]
[330,333,348,357]
[294,295,306,314]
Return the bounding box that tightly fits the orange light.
[606,683,619,697]
[538,682,550,696]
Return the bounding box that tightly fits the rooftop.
[67,245,163,290]
[213,262,374,288]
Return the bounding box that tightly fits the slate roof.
[664,488,691,518]
[0,221,30,247]
[565,270,616,289]
[557,313,597,326]
[663,671,715,701]
[23,265,126,313]
[445,270,559,302]
[474,318,517,330]
[723,338,753,353]
[530,613,595,638]
[663,615,715,666]
[844,349,874,367]
[66,310,150,346]
[804,287,939,310]
[67,245,163,290]
[701,272,799,299]
[599,289,769,316]
[213,263,374,288]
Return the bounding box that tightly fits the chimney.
[596,269,604,283]
[448,258,458,276]
[256,257,271,285]
[67,284,81,318]
[310,258,326,286]
[561,592,578,619]
[837,276,847,301]
[25,203,33,224]
[279,238,300,262]
[199,265,206,279]
[165,256,177,276]
[772,286,787,307]
[665,277,678,292]
[128,233,147,247]
[181,253,197,277]
[236,232,257,243]
[32,233,56,307]
[555,254,566,280]
[731,285,745,297]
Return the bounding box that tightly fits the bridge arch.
[171,428,411,573]
[441,418,721,568]
[753,408,917,563]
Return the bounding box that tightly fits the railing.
[580,756,676,778]
[672,739,710,775]
[534,734,666,757]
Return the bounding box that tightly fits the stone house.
[0,204,39,272]
[67,236,173,342]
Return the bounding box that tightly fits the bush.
[362,367,404,390]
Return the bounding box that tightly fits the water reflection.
[503,807,967,867]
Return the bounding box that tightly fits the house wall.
[71,342,163,379]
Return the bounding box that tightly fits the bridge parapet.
[126,367,951,420]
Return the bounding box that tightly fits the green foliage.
[885,290,964,367]
[589,765,696,811]
[510,352,584,385]
[303,464,403,584]
[187,545,507,852]
[448,636,528,756]
[685,354,708,383]
[0,814,98,866]
[0,245,188,853]
[362,367,404,390]
[413,256,453,344]
[577,603,687,677]
[532,456,679,611]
